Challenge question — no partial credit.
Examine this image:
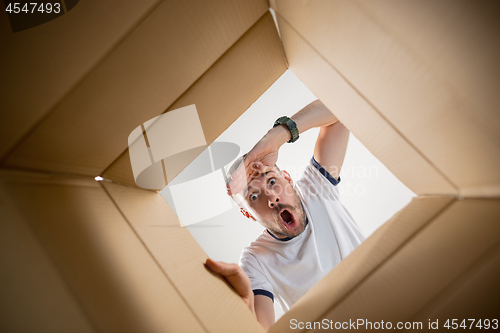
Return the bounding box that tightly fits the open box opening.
[157,69,416,321]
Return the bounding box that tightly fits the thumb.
[205,258,239,276]
[205,258,255,314]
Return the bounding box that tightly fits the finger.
[231,150,260,181]
[227,164,250,195]
[205,258,222,272]
[232,164,249,185]
[230,154,250,181]
[227,161,270,195]
[226,154,251,195]
[227,175,246,196]
[250,161,265,174]
[205,259,252,299]
[260,163,275,174]
[205,259,240,277]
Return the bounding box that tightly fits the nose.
[267,192,280,209]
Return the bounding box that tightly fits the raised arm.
[311,102,349,180]
[227,99,347,195]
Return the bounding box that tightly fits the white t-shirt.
[239,157,366,311]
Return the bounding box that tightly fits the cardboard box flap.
[273,0,500,197]
[270,195,454,332]
[102,149,138,190]
[271,197,500,332]
[0,0,160,158]
[103,12,287,188]
[410,242,500,322]
[276,14,457,196]
[102,181,266,333]
[0,169,206,333]
[2,0,269,177]
[0,174,95,332]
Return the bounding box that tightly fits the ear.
[281,170,294,186]
[240,208,256,221]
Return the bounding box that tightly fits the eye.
[269,178,276,186]
[249,193,258,201]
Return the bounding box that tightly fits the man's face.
[237,166,307,239]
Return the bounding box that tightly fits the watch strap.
[273,116,299,143]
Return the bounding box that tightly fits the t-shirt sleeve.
[297,156,342,201]
[239,249,274,302]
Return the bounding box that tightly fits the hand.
[227,126,289,195]
[205,258,255,315]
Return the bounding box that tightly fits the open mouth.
[279,208,296,230]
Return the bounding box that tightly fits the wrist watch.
[273,116,299,143]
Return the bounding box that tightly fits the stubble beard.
[269,194,307,239]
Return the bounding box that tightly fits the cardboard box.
[1,0,499,332]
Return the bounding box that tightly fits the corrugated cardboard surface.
[1,168,265,332]
[2,1,499,332]
[318,199,500,330]
[102,182,265,333]
[0,174,96,333]
[269,196,454,332]
[271,197,500,332]
[2,0,269,176]
[273,0,500,197]
[103,11,287,187]
[410,242,500,322]
[270,1,500,330]
[0,170,207,333]
[1,2,285,330]
[102,149,137,189]
[0,0,160,158]
[276,15,457,196]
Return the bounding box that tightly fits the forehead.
[234,170,277,207]
[247,169,277,188]
[231,166,282,205]
[244,167,284,195]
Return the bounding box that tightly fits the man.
[205,99,365,330]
